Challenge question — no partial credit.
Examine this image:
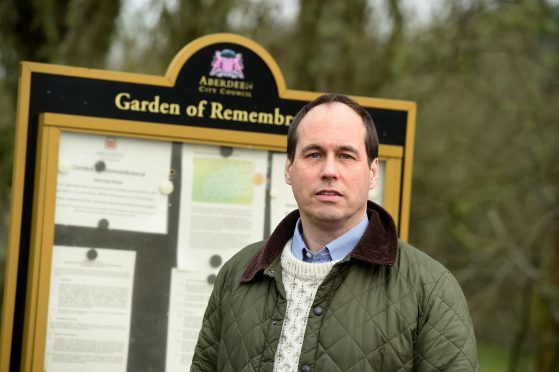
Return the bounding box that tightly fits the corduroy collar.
[240,201,398,283]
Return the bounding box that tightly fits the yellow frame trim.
[400,107,417,240]
[21,123,59,372]
[0,63,33,372]
[41,113,287,151]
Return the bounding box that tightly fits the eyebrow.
[301,143,323,153]
[300,144,361,155]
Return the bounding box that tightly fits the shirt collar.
[291,215,369,263]
[241,201,399,283]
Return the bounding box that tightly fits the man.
[191,94,479,371]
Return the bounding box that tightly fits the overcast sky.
[122,0,448,31]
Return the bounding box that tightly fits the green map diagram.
[192,157,254,204]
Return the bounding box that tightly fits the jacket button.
[313,306,324,316]
[300,365,311,372]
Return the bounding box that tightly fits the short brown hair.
[286,94,379,163]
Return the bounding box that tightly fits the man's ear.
[284,158,293,185]
[369,158,379,190]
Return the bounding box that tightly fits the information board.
[0,33,416,372]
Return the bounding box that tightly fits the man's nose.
[320,155,339,179]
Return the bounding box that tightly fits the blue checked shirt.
[291,215,369,263]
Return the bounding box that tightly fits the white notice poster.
[177,144,268,270]
[44,246,136,372]
[368,160,386,205]
[55,132,172,233]
[269,152,298,230]
[165,269,213,371]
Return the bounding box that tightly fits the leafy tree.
[376,1,559,370]
[0,0,122,317]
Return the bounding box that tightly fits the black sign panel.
[28,42,407,143]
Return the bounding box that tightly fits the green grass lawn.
[478,341,534,372]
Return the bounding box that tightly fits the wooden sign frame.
[1,33,416,372]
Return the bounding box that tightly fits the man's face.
[285,102,378,232]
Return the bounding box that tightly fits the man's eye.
[307,153,320,159]
[339,154,353,160]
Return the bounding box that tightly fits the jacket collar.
[240,201,398,283]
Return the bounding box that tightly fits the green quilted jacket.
[191,201,479,371]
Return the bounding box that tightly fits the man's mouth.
[316,190,342,196]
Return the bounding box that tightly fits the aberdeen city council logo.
[209,49,245,79]
[104,136,117,150]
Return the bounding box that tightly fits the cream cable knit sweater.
[273,242,338,372]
